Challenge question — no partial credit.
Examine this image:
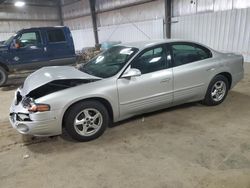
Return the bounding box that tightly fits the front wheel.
[202,75,229,106]
[64,101,110,142]
[0,66,8,86]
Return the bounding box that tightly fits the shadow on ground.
[22,90,250,155]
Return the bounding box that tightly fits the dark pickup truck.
[0,26,76,86]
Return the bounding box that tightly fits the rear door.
[170,42,213,103]
[117,45,173,118]
[9,30,48,70]
[45,28,75,65]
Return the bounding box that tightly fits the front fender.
[35,79,120,127]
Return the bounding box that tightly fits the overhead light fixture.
[14,1,26,7]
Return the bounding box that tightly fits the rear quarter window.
[171,43,212,67]
[47,29,66,43]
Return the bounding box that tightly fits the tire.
[0,66,8,86]
[64,100,109,142]
[202,75,229,106]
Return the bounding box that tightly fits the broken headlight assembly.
[22,97,50,112]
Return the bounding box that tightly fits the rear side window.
[171,43,212,67]
[47,29,66,43]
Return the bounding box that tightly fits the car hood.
[21,66,101,95]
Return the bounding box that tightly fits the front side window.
[80,46,138,78]
[131,46,167,74]
[171,43,212,67]
[16,31,41,47]
[47,29,66,43]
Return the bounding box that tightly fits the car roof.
[119,39,204,50]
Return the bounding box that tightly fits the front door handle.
[161,78,171,83]
[207,67,216,71]
[30,45,39,49]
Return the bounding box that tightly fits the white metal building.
[0,0,249,61]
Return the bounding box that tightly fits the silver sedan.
[9,39,244,141]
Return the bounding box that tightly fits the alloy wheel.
[74,108,103,136]
[211,81,226,102]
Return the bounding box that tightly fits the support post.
[89,0,99,47]
[58,0,64,26]
[165,0,172,38]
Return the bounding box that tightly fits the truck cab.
[0,26,76,86]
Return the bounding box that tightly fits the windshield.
[3,34,17,45]
[80,46,138,78]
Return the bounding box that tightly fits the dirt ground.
[0,65,250,188]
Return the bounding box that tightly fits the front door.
[117,45,173,118]
[10,30,48,70]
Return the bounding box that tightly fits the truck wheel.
[202,75,229,106]
[64,100,109,142]
[0,66,8,86]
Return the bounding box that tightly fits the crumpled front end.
[9,66,102,136]
[9,89,62,136]
[9,88,62,136]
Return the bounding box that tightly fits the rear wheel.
[0,66,8,86]
[203,75,229,106]
[64,100,109,142]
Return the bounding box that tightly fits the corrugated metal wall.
[97,0,165,27]
[0,0,60,41]
[72,19,164,50]
[62,0,165,50]
[62,0,164,28]
[173,0,250,16]
[172,0,250,62]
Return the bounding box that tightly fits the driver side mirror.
[121,68,141,78]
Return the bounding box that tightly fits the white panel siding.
[99,19,164,43]
[171,8,250,62]
[173,0,250,16]
[197,0,214,13]
[214,0,233,11]
[0,5,59,20]
[63,0,165,30]
[0,33,13,42]
[62,0,90,20]
[233,0,250,9]
[71,19,164,51]
[71,29,95,51]
[97,0,165,27]
[0,2,60,42]
[0,21,59,42]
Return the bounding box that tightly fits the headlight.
[22,97,32,108]
[28,104,50,112]
[22,97,50,112]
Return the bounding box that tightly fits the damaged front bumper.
[9,90,62,136]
